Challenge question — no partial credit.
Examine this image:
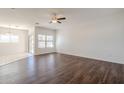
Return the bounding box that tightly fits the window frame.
[46,35,54,48]
[38,34,46,48]
[37,34,54,48]
[0,34,19,43]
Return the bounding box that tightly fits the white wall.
[57,12,124,64]
[34,26,56,55]
[0,27,28,56]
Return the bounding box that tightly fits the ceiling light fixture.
[49,13,66,24]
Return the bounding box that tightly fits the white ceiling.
[0,8,123,30]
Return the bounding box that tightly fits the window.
[10,35,19,43]
[0,34,10,43]
[38,34,45,41]
[38,41,45,48]
[47,35,53,41]
[38,34,54,48]
[0,34,19,43]
[46,35,54,48]
[38,35,46,48]
[46,42,54,48]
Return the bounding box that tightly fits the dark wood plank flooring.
[0,53,124,84]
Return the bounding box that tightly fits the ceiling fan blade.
[57,21,61,23]
[57,17,66,20]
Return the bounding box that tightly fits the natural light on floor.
[0,53,32,66]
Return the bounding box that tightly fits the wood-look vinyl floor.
[0,53,124,84]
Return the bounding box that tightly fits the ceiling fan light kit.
[52,20,57,23]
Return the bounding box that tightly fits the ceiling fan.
[49,13,66,24]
